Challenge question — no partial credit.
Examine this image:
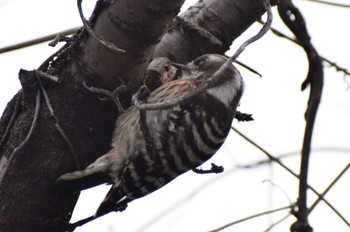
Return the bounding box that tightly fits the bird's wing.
[146,78,195,103]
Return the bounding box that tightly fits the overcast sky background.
[0,0,350,231]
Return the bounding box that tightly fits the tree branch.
[278,0,324,231]
[232,127,350,227]
[308,162,350,214]
[0,0,185,231]
[0,0,280,231]
[154,0,279,63]
[0,28,79,54]
[208,205,294,232]
[303,0,350,8]
[258,20,350,78]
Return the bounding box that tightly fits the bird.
[56,54,244,219]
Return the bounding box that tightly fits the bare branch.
[278,0,324,230]
[35,70,61,83]
[0,27,79,54]
[261,21,350,78]
[263,179,293,205]
[308,162,350,214]
[263,214,292,232]
[83,81,127,113]
[48,33,74,47]
[36,73,81,169]
[303,0,350,8]
[323,59,350,79]
[136,86,160,163]
[0,90,40,181]
[239,146,350,168]
[228,0,272,62]
[233,60,262,78]
[232,127,298,178]
[208,205,294,232]
[231,127,350,227]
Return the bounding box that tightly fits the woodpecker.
[57,54,244,218]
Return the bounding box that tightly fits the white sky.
[0,0,350,231]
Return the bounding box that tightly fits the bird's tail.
[55,167,111,196]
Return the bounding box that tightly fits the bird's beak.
[172,62,190,71]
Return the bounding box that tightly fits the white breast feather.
[206,70,243,108]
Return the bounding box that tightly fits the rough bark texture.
[155,0,276,63]
[0,0,278,231]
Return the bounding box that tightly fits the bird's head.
[180,54,244,110]
[173,54,241,85]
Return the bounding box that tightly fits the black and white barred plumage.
[57,54,244,217]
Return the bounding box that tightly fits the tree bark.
[0,0,278,231]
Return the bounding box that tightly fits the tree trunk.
[0,0,277,231]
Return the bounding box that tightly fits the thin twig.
[263,214,292,232]
[134,0,272,111]
[308,162,350,214]
[139,109,157,161]
[77,0,126,53]
[279,147,350,158]
[13,90,40,153]
[0,27,79,54]
[0,90,41,181]
[232,127,298,178]
[208,205,294,232]
[38,41,72,71]
[134,85,166,170]
[36,73,81,169]
[35,70,61,83]
[233,60,262,78]
[303,0,350,8]
[323,58,350,78]
[231,127,350,227]
[48,33,73,47]
[35,76,56,117]
[82,81,126,113]
[229,0,272,62]
[259,20,350,78]
[238,146,350,169]
[263,179,293,205]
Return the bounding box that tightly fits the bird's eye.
[194,58,207,68]
[164,64,170,71]
[197,60,206,67]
